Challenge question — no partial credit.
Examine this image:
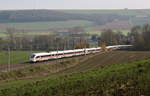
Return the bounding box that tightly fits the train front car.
[30,52,52,62]
[30,45,134,63]
[30,54,37,62]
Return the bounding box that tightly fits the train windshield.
[30,54,35,58]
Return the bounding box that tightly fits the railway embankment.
[0,51,150,82]
[0,51,149,95]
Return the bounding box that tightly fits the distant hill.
[60,9,150,15]
[0,9,150,31]
[0,10,128,25]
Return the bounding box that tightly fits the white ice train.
[30,47,101,62]
[30,45,132,62]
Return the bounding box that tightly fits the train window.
[36,56,40,58]
[30,55,35,58]
[41,55,50,57]
[51,54,55,56]
[46,55,50,57]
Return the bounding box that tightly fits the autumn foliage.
[75,42,90,49]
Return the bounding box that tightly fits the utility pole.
[30,39,33,54]
[8,47,11,72]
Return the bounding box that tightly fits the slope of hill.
[57,51,150,74]
[0,9,130,32]
[0,51,149,96]
[0,10,127,24]
[0,20,95,31]
[0,9,150,32]
[0,51,150,79]
[60,9,150,15]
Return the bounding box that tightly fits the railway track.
[0,48,131,72]
[0,54,94,72]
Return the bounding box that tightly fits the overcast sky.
[0,0,150,10]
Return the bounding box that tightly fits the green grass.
[0,34,7,38]
[0,58,149,96]
[0,29,129,38]
[0,31,54,38]
[86,30,130,36]
[60,9,141,16]
[0,58,80,81]
[0,51,34,65]
[0,20,95,31]
[86,31,101,35]
[26,32,53,35]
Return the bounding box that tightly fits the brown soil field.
[94,20,132,30]
[57,51,150,74]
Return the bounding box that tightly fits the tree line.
[98,24,150,50]
[0,27,89,51]
[128,24,150,50]
[0,24,150,51]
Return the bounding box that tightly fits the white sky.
[0,0,149,10]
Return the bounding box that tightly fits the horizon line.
[0,8,150,11]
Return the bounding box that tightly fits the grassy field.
[0,34,7,38]
[0,20,95,32]
[60,9,143,16]
[0,30,130,38]
[0,53,149,96]
[0,31,54,38]
[86,30,130,36]
[0,51,35,65]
